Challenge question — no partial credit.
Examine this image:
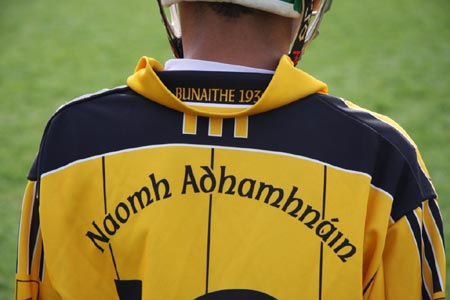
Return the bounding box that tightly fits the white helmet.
[157,0,332,65]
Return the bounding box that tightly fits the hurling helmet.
[157,0,332,65]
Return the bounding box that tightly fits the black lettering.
[115,202,131,224]
[103,214,120,236]
[327,231,343,248]
[218,166,236,195]
[200,166,216,193]
[255,182,284,205]
[182,165,200,194]
[334,238,357,262]
[316,220,339,242]
[299,205,321,229]
[86,221,110,252]
[238,178,256,198]
[281,186,304,217]
[127,187,152,213]
[149,173,172,200]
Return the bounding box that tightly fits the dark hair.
[207,2,255,18]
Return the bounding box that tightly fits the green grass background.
[1,0,449,298]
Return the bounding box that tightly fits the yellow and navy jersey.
[16,56,445,300]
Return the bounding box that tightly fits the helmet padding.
[161,0,303,18]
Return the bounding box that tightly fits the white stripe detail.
[370,184,394,202]
[55,86,127,113]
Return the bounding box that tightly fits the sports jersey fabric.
[16,55,446,300]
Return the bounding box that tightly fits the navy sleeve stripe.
[428,199,445,242]
[423,222,444,292]
[405,210,423,263]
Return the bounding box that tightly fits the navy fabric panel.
[38,88,184,174]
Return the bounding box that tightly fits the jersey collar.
[127,55,328,117]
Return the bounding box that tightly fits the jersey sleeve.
[420,198,446,299]
[15,180,61,300]
[365,198,446,300]
[15,180,43,300]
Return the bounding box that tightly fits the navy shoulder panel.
[36,86,185,175]
[270,94,435,220]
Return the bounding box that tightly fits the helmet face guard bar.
[158,0,184,58]
[289,0,332,65]
[157,0,332,65]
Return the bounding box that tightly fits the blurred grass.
[1,0,449,298]
[0,0,171,297]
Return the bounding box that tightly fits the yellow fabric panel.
[234,116,248,138]
[40,266,62,300]
[183,113,197,135]
[362,187,392,293]
[209,117,223,136]
[40,159,118,300]
[15,181,63,300]
[16,181,36,276]
[366,204,446,300]
[363,262,386,300]
[382,211,422,300]
[15,280,40,300]
[36,145,378,299]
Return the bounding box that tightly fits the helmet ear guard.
[157,0,332,65]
